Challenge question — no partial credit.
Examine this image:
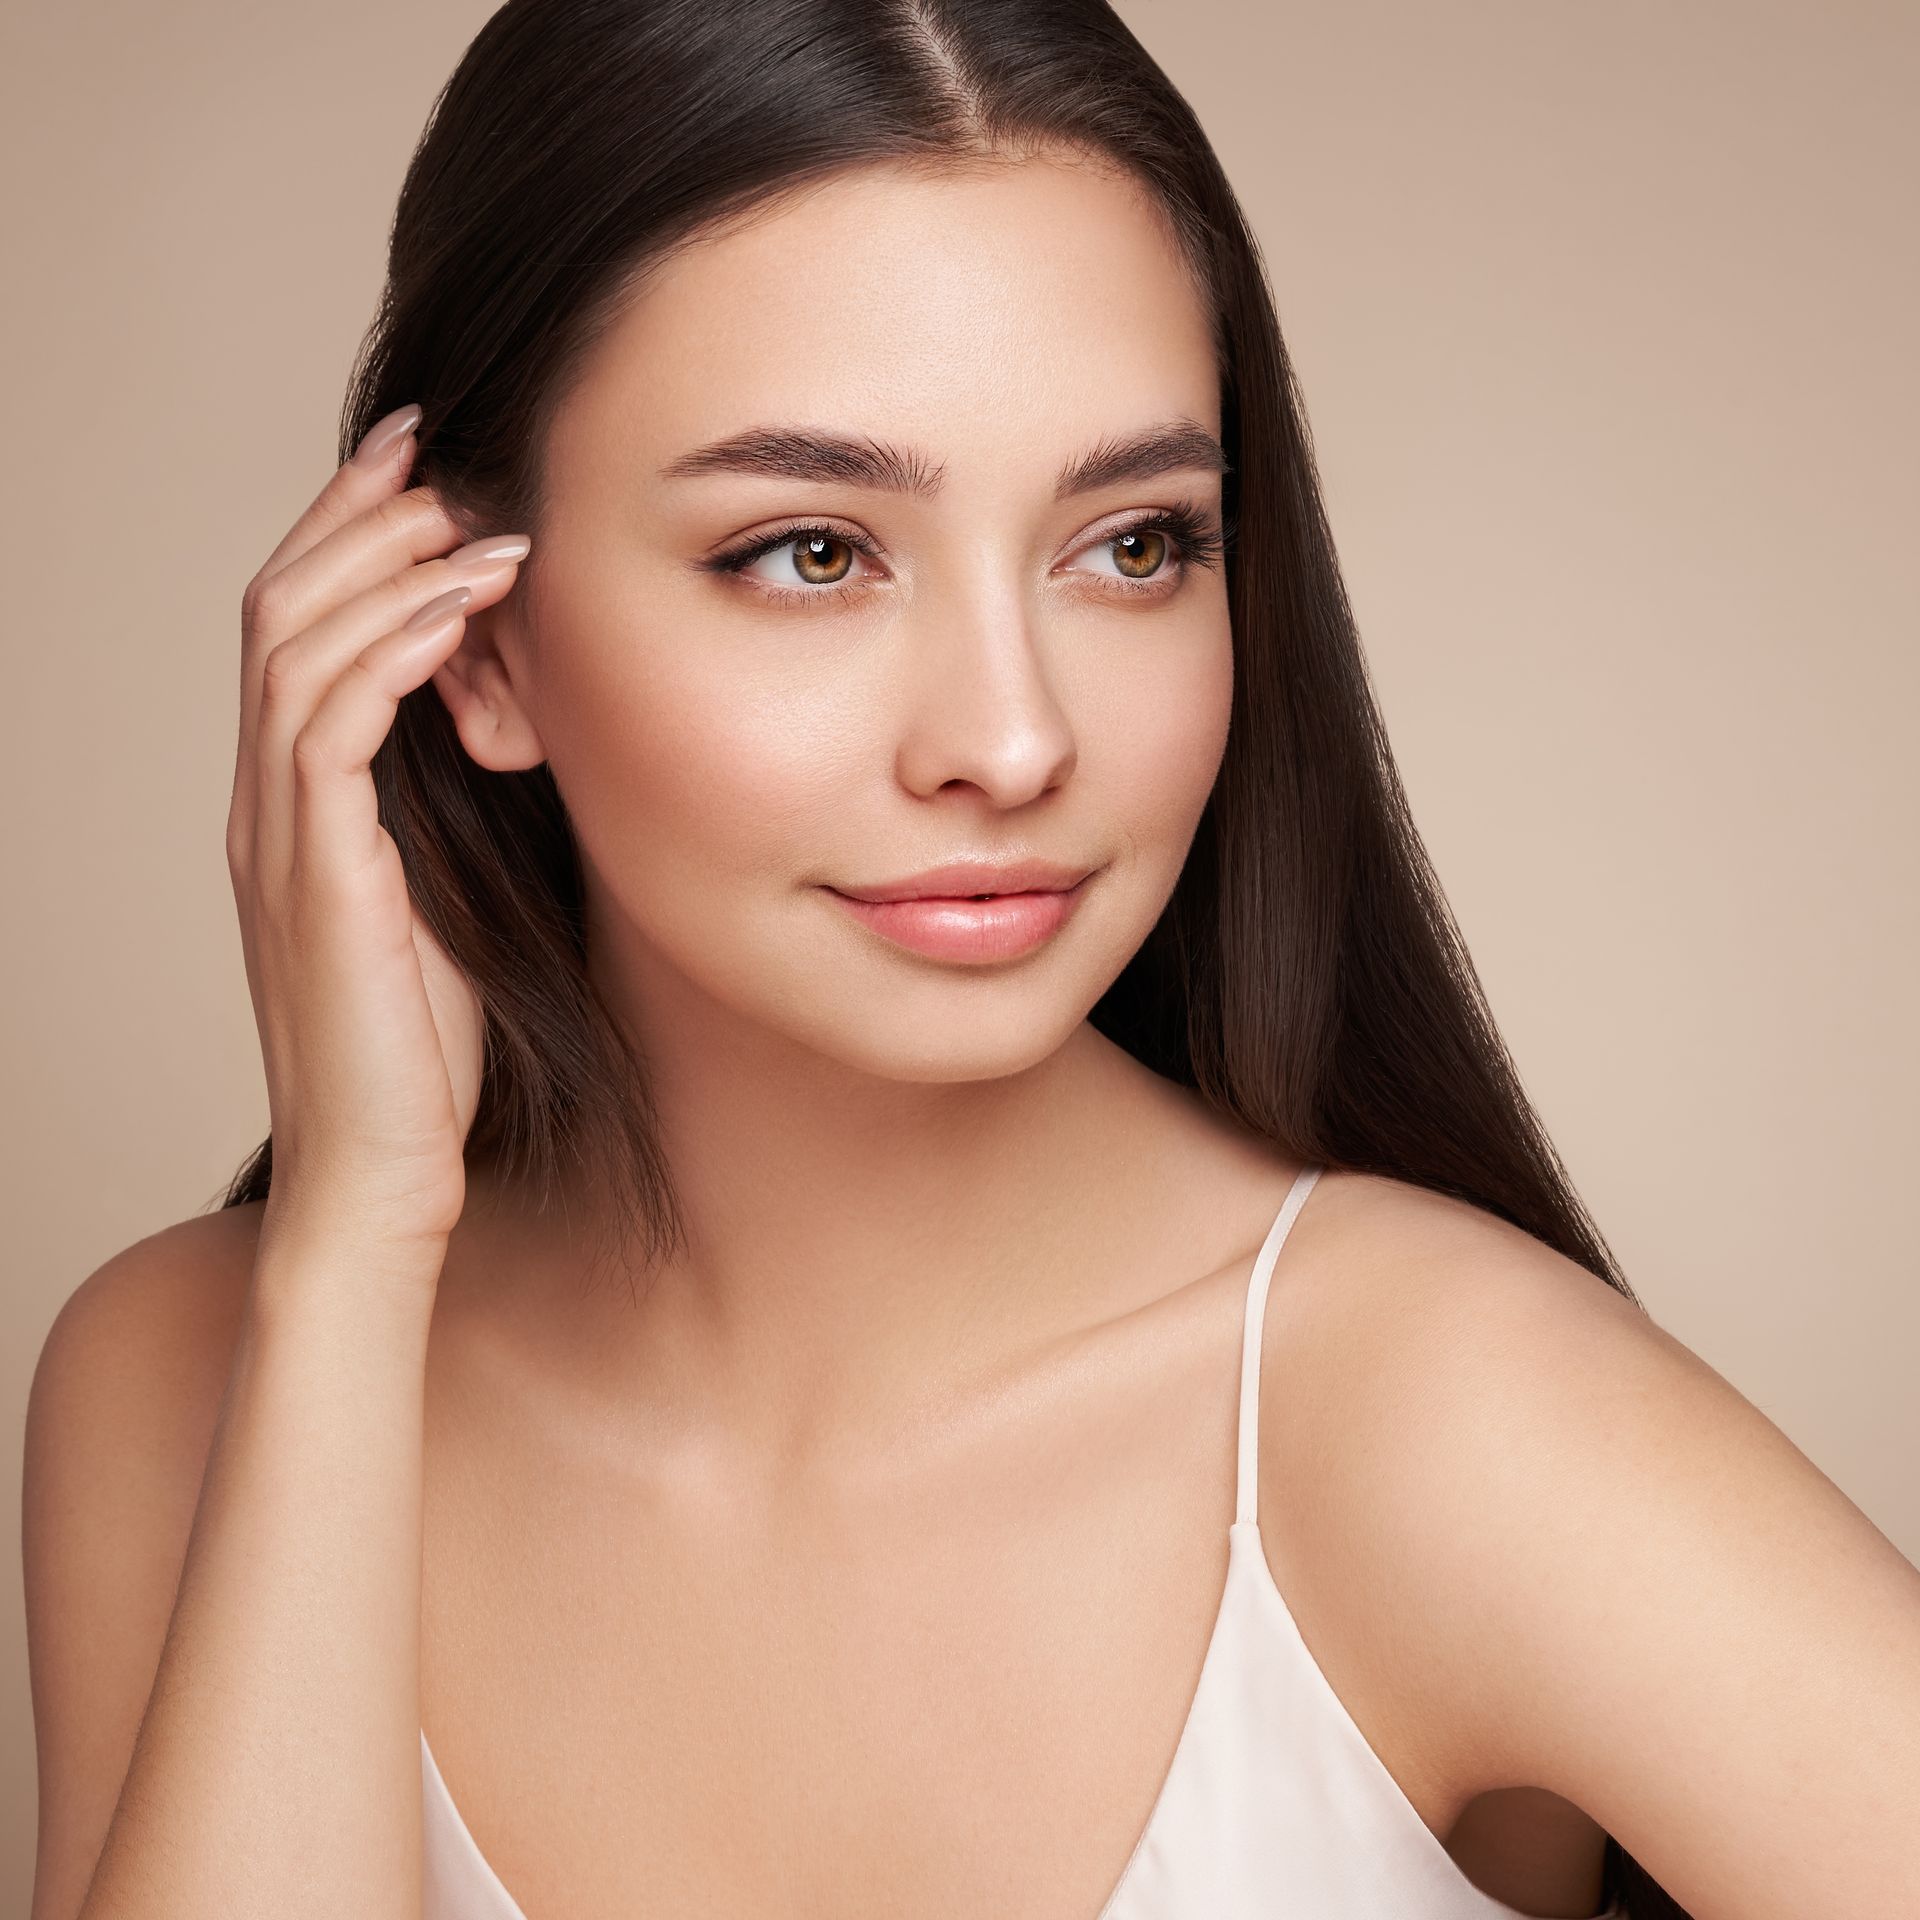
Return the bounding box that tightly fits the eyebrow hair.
[657,416,1230,501]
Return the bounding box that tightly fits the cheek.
[536,627,851,902]
[1096,630,1235,861]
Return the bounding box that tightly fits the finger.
[236,406,425,832]
[284,589,474,891]
[255,403,423,587]
[238,479,461,799]
[253,545,526,884]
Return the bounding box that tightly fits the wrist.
[249,1213,448,1323]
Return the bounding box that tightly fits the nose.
[891,586,1078,806]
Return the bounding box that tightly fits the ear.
[425,594,549,772]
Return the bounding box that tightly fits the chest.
[417,1327,1251,1919]
[412,1268,1609,1920]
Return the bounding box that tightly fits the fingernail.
[405,586,472,630]
[350,403,424,470]
[447,533,532,571]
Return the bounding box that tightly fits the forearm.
[78,1235,440,1920]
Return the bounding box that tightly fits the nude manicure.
[350,403,424,470]
[448,534,532,571]
[405,586,473,631]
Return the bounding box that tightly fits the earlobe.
[430,645,550,772]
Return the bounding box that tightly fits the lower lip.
[824,877,1092,962]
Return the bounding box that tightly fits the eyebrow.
[657,416,1230,501]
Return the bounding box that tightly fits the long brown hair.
[219,4,1682,1909]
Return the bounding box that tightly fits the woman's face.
[477,153,1233,1083]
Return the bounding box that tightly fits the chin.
[773,987,1101,1086]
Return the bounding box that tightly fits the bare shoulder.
[23,1200,267,1920]
[1264,1158,1703,1452]
[1262,1167,1920,1911]
[1257,1167,1661,1516]
[28,1200,268,1473]
[26,1198,270,1607]
[1252,1169,1654,1766]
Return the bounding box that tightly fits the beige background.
[4,0,1915,1899]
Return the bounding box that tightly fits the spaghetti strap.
[1234,1163,1324,1525]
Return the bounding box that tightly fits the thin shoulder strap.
[1235,1163,1324,1525]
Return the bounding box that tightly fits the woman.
[24,2,1919,1917]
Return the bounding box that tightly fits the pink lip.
[834,857,1092,901]
[823,875,1093,962]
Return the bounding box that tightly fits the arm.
[1326,1190,1920,1917]
[23,1210,442,1920]
[24,402,525,1919]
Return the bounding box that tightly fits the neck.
[444,940,1284,1484]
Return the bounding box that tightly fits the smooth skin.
[25,151,1920,1920]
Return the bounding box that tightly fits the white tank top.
[421,1162,1626,1918]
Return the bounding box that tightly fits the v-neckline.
[421,1169,1330,1920]
[420,1530,1244,1920]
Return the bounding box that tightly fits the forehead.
[549,154,1220,495]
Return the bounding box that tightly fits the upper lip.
[830,857,1096,902]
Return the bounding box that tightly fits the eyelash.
[700,500,1228,609]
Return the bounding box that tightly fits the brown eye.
[706,520,883,604]
[1111,528,1169,579]
[790,533,855,585]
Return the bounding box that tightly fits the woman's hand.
[226,403,530,1258]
